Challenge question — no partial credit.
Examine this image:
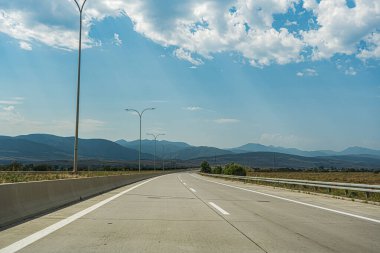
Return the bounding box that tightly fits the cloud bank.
[0,0,379,66]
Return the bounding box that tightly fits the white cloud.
[19,41,32,50]
[184,106,202,111]
[123,0,305,67]
[301,0,380,60]
[358,32,380,59]
[174,48,203,65]
[0,100,22,105]
[344,67,357,76]
[0,0,379,65]
[296,68,318,77]
[2,105,15,111]
[0,9,83,51]
[0,98,23,123]
[0,105,24,124]
[284,20,297,26]
[0,1,106,51]
[214,118,240,124]
[113,33,122,46]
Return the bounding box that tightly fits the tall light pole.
[147,133,165,171]
[72,0,88,173]
[125,108,156,172]
[162,145,165,171]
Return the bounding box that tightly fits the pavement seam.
[178,175,268,253]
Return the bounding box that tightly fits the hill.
[1,134,380,169]
[116,139,232,160]
[188,152,380,170]
[230,143,380,157]
[116,139,191,156]
[0,134,153,163]
[0,136,71,162]
[168,146,233,160]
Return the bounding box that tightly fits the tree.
[223,163,246,176]
[200,161,211,173]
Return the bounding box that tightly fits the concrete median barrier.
[0,173,162,228]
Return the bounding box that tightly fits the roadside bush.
[200,161,211,173]
[223,163,246,176]
[211,166,222,174]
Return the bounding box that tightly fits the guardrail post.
[365,192,369,200]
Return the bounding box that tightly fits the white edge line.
[0,176,160,253]
[192,174,380,224]
[209,202,230,215]
[190,188,196,193]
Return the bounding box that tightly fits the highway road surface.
[1,172,379,252]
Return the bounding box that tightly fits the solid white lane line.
[190,188,197,193]
[209,202,230,215]
[0,177,160,253]
[192,174,380,224]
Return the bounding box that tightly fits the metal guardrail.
[200,173,380,194]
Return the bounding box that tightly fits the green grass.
[202,172,380,203]
[246,171,380,184]
[248,179,380,203]
[0,171,162,184]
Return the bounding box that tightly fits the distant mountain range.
[116,139,232,160]
[187,152,380,170]
[0,134,153,163]
[116,139,380,158]
[229,143,380,157]
[115,139,191,156]
[1,134,380,169]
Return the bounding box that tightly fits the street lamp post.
[162,145,165,171]
[125,108,155,172]
[72,0,88,173]
[147,133,165,171]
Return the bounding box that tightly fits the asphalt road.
[1,172,379,253]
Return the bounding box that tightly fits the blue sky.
[0,0,379,150]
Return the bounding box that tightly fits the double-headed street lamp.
[125,108,156,172]
[147,133,165,171]
[72,0,88,173]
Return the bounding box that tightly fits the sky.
[0,0,379,151]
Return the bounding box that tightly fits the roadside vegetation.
[0,171,164,184]
[201,161,247,176]
[245,170,380,202]
[246,170,380,185]
[200,162,380,203]
[0,162,174,184]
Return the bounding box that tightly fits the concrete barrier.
[0,173,163,228]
